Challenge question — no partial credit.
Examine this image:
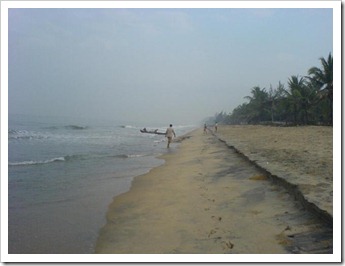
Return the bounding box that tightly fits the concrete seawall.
[215,134,333,226]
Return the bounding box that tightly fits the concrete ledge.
[216,135,333,227]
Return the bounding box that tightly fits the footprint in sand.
[208,229,217,238]
[222,240,234,250]
[211,216,222,221]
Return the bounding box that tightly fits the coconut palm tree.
[285,75,314,124]
[266,82,285,123]
[229,103,251,124]
[244,86,269,123]
[308,52,333,124]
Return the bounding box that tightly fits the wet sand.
[95,127,333,255]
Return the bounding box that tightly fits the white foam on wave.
[9,129,48,140]
[9,157,65,166]
[114,153,148,159]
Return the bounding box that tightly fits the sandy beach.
[95,126,333,254]
[215,125,333,220]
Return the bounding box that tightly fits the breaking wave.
[9,153,150,167]
[9,129,48,140]
[119,125,138,129]
[9,157,66,166]
[114,154,148,159]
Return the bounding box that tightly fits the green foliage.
[210,53,333,126]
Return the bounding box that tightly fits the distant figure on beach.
[215,122,218,132]
[204,124,207,134]
[165,124,176,148]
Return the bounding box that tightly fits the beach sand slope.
[215,125,333,219]
[96,128,332,254]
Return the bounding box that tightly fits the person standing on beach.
[215,122,218,132]
[203,123,207,134]
[165,124,176,148]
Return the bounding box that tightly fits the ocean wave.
[127,154,147,158]
[9,125,88,141]
[9,129,48,140]
[8,154,93,166]
[154,139,165,143]
[113,154,148,159]
[64,125,88,130]
[42,125,88,130]
[9,157,65,166]
[9,152,150,167]
[119,125,137,129]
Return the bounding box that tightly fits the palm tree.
[244,86,269,123]
[285,75,313,124]
[229,103,250,124]
[308,52,333,124]
[266,82,285,123]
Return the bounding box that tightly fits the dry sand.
[215,125,333,219]
[95,126,333,254]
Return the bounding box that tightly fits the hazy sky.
[8,5,333,125]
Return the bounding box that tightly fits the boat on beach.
[140,128,166,135]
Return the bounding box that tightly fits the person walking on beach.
[215,122,218,133]
[203,123,208,134]
[165,124,176,148]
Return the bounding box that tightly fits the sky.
[7,4,333,125]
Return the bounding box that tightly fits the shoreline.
[95,126,333,254]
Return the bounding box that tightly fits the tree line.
[209,53,333,126]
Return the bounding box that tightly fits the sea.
[7,114,197,254]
